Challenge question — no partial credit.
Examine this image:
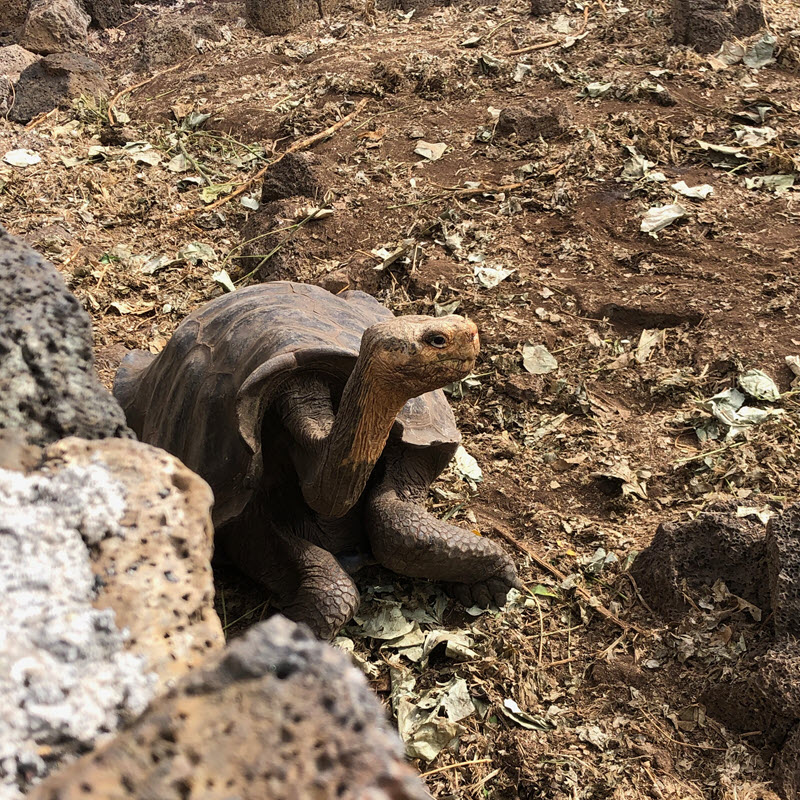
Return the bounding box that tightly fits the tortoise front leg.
[365,448,520,607]
[219,516,359,640]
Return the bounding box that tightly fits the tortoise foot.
[220,522,360,640]
[278,573,360,640]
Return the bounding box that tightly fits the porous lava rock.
[0,446,150,797]
[0,0,28,39]
[80,0,134,29]
[630,503,769,617]
[0,44,40,114]
[47,437,225,690]
[0,43,40,78]
[376,0,442,9]
[238,196,323,282]
[497,101,573,144]
[530,0,564,15]
[137,15,223,71]
[30,616,431,800]
[671,0,765,53]
[0,225,129,445]
[8,51,108,123]
[260,152,336,204]
[766,504,800,638]
[19,0,90,54]
[246,0,343,36]
[635,503,800,799]
[0,436,223,796]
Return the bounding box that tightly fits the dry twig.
[107,58,194,124]
[493,524,647,635]
[420,759,492,778]
[170,99,369,223]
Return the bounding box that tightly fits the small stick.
[577,4,591,34]
[171,98,368,222]
[485,18,514,41]
[118,10,143,26]
[493,525,646,635]
[507,39,559,55]
[420,758,492,778]
[453,181,524,199]
[24,107,57,130]
[543,656,580,668]
[107,58,194,124]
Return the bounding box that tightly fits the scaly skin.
[365,446,521,607]
[219,508,360,640]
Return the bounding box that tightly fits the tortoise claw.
[448,574,517,610]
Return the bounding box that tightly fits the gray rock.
[8,51,107,122]
[0,0,28,39]
[497,101,572,144]
[30,615,431,800]
[630,502,770,618]
[376,0,442,9]
[0,435,225,798]
[137,15,223,71]
[0,459,157,800]
[237,196,319,282]
[18,51,105,119]
[246,0,342,35]
[529,0,563,14]
[81,0,134,29]
[0,44,40,115]
[0,225,130,445]
[45,437,225,693]
[19,0,91,55]
[0,43,40,78]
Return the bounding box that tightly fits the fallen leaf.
[738,369,780,402]
[500,698,556,731]
[212,269,236,293]
[640,203,688,234]
[671,181,714,200]
[635,328,666,363]
[414,141,447,161]
[474,264,514,288]
[452,445,483,485]
[4,149,40,167]
[522,343,558,374]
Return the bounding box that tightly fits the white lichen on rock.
[0,462,156,799]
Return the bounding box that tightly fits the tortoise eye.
[427,333,449,348]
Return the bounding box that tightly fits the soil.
[2,0,800,797]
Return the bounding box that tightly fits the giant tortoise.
[114,281,520,638]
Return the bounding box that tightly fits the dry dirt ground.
[2,0,800,797]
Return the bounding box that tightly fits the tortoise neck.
[302,354,407,519]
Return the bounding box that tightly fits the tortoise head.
[359,314,479,399]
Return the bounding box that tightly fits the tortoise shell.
[114,282,461,526]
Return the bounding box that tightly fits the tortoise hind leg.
[218,519,359,640]
[365,450,521,607]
